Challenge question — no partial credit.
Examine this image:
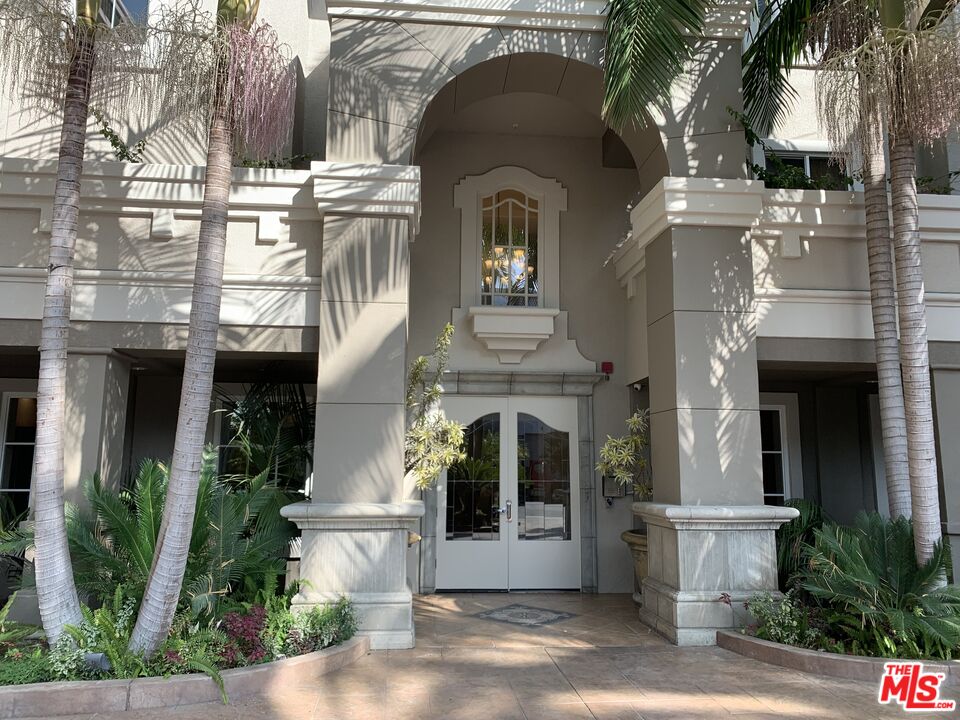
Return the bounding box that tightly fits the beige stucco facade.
[0,0,959,648]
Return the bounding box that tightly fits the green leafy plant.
[280,597,357,657]
[405,324,466,489]
[92,108,146,163]
[728,107,852,191]
[4,452,297,619]
[241,153,316,169]
[0,646,51,685]
[216,380,315,494]
[0,593,36,649]
[776,499,825,590]
[62,586,146,679]
[800,513,960,659]
[748,589,822,648]
[597,409,651,499]
[916,170,960,195]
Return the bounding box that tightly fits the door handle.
[496,501,513,522]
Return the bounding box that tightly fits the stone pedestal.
[635,503,797,645]
[620,529,648,605]
[282,501,425,649]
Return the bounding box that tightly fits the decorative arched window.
[480,189,539,307]
[455,166,566,311]
[453,167,567,364]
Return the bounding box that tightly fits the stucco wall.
[410,128,639,591]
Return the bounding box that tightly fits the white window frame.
[760,392,804,504]
[753,139,861,191]
[0,392,37,515]
[453,166,567,310]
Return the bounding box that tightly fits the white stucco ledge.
[467,306,561,364]
[312,161,421,238]
[282,501,425,522]
[633,502,799,531]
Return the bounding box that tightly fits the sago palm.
[130,1,296,655]
[801,513,960,658]
[3,452,296,618]
[0,0,208,645]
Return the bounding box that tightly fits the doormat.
[474,603,576,627]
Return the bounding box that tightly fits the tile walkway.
[51,593,957,720]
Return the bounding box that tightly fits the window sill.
[467,306,560,364]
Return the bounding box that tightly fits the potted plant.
[597,409,651,604]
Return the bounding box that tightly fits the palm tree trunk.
[32,25,95,646]
[889,132,942,563]
[862,110,911,519]
[128,90,234,656]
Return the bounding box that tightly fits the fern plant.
[800,513,960,659]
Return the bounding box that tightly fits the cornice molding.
[611,179,960,293]
[312,161,421,239]
[328,0,754,38]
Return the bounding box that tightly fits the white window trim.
[454,166,567,310]
[760,392,803,502]
[0,391,37,513]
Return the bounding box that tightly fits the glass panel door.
[516,413,571,541]
[507,398,580,590]
[435,396,581,591]
[446,414,501,541]
[435,397,509,590]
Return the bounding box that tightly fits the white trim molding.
[327,0,753,37]
[312,161,421,239]
[0,157,315,245]
[611,177,765,291]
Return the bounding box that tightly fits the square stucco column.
[282,162,423,650]
[933,369,960,580]
[64,350,131,504]
[634,204,796,645]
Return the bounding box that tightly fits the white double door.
[436,396,580,590]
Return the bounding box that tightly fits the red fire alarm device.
[601,361,614,375]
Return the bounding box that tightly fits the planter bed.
[717,630,959,686]
[0,635,369,719]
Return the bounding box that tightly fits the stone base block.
[634,502,797,646]
[281,501,425,650]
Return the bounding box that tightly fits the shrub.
[221,605,268,667]
[0,647,51,685]
[282,598,357,656]
[800,513,960,659]
[748,590,822,648]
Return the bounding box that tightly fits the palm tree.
[129,2,295,655]
[743,0,960,560]
[0,0,207,646]
[742,0,912,520]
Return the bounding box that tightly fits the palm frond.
[742,0,828,134]
[602,0,707,131]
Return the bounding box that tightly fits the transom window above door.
[480,189,539,307]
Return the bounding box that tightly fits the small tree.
[597,409,651,500]
[404,324,465,490]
